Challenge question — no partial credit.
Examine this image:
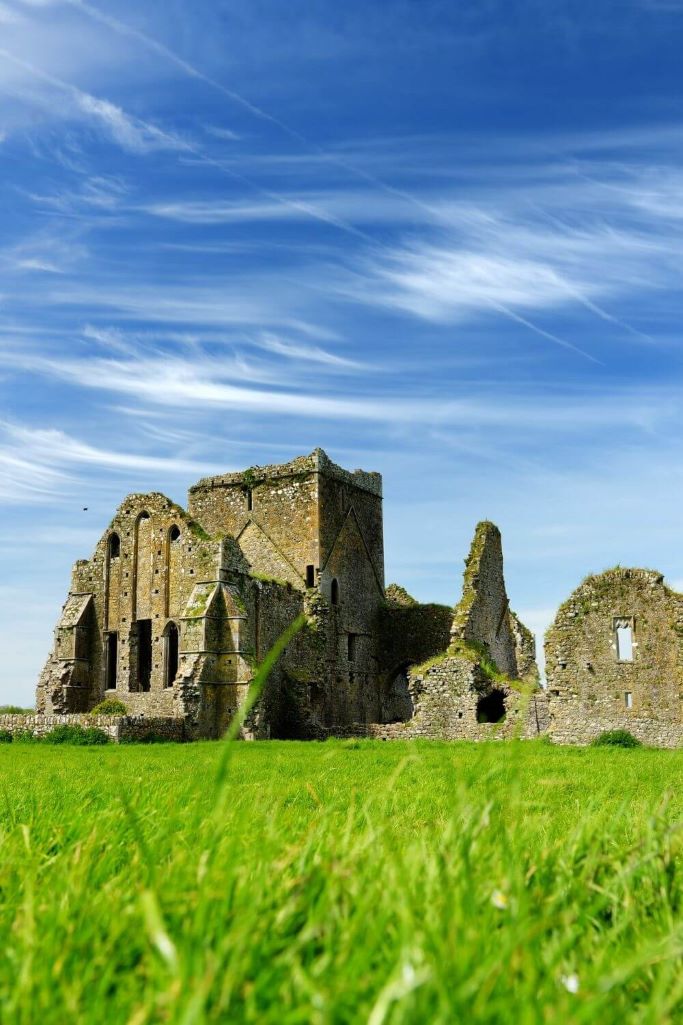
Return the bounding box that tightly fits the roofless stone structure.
[29,450,543,741]
[19,449,683,747]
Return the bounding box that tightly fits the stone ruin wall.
[450,521,536,682]
[35,447,683,749]
[384,521,543,740]
[36,490,258,731]
[339,520,543,740]
[327,660,548,741]
[545,569,683,747]
[401,658,546,741]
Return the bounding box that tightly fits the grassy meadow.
[2,738,683,1023]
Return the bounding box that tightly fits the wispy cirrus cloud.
[204,124,242,142]
[0,47,185,152]
[0,420,221,505]
[0,228,88,274]
[253,332,366,369]
[2,344,682,434]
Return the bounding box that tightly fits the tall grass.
[1,739,683,1023]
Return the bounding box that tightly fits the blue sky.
[1,0,682,703]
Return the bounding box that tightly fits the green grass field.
[3,739,683,1024]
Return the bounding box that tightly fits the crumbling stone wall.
[450,521,534,681]
[345,521,541,740]
[34,454,549,746]
[546,569,683,747]
[36,449,391,740]
[401,657,546,740]
[36,491,257,732]
[326,658,546,740]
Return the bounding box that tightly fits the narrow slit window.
[615,620,634,661]
[108,532,120,560]
[246,489,253,512]
[625,691,633,709]
[165,623,179,688]
[136,619,152,692]
[105,632,118,690]
[331,578,339,605]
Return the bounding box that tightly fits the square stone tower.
[188,448,384,599]
[188,449,386,723]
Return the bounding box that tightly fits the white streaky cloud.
[0,450,68,502]
[62,0,314,141]
[141,192,427,226]
[0,48,185,153]
[27,175,129,213]
[0,49,375,243]
[75,92,181,153]
[82,324,140,356]
[254,332,366,369]
[0,421,223,506]
[143,198,306,225]
[4,347,683,431]
[204,124,242,141]
[0,229,88,276]
[351,196,680,341]
[354,243,605,323]
[137,164,681,349]
[29,279,332,334]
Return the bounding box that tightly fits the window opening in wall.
[476,690,506,724]
[306,564,315,588]
[246,488,253,512]
[136,619,152,692]
[105,632,118,690]
[165,623,179,688]
[169,524,181,542]
[108,532,120,559]
[615,620,634,661]
[331,578,339,605]
[625,691,633,709]
[348,633,357,663]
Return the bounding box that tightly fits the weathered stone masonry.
[40,447,683,748]
[545,569,683,747]
[35,450,545,742]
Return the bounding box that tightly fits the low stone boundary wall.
[0,714,187,743]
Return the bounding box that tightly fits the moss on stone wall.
[384,583,418,608]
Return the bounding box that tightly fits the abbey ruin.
[545,569,683,747]
[4,448,681,746]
